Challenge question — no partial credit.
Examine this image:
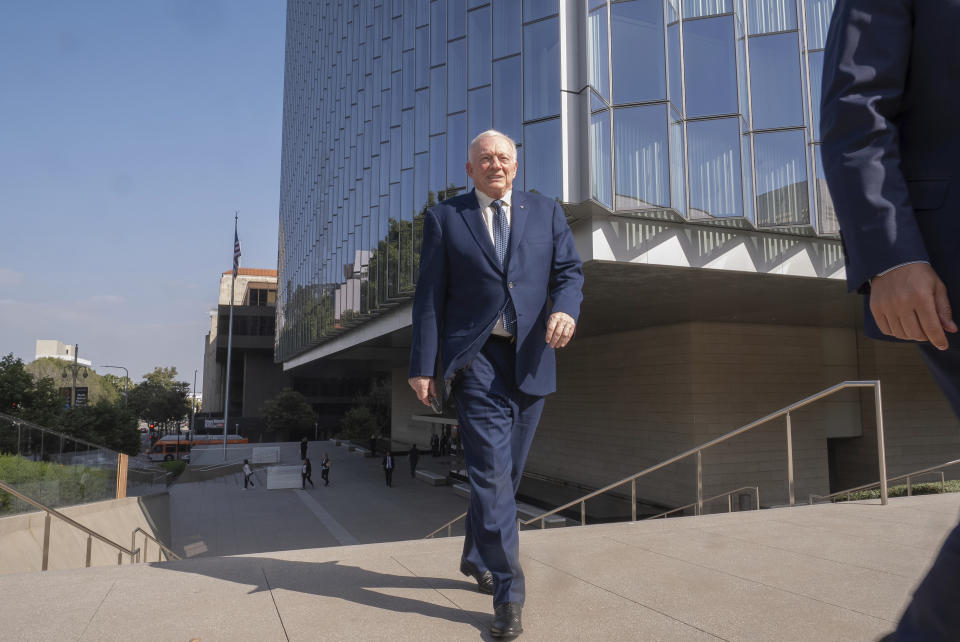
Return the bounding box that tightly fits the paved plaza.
[1,443,957,641]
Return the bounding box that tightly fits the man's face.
[466,135,518,199]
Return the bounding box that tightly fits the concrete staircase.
[3,493,957,641]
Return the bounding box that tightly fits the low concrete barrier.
[252,447,280,464]
[416,470,449,486]
[450,483,566,527]
[266,466,302,490]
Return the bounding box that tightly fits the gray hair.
[467,129,518,163]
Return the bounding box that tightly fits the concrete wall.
[522,322,862,510]
[0,495,170,575]
[830,337,960,491]
[242,351,287,417]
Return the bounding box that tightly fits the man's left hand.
[545,312,576,348]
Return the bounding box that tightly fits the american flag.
[232,227,242,277]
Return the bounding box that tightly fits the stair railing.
[0,479,140,570]
[131,527,182,563]
[810,457,960,504]
[519,380,887,529]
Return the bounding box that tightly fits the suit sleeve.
[820,0,928,292]
[408,208,447,378]
[548,201,584,321]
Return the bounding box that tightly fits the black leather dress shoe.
[490,602,523,638]
[459,559,494,595]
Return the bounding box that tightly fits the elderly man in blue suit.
[821,1,960,639]
[408,129,583,638]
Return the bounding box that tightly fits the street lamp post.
[100,365,129,404]
[191,369,198,438]
[61,345,88,409]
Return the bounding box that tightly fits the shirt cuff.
[870,260,931,283]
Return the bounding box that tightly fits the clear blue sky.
[0,1,286,391]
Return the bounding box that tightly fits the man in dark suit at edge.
[821,1,960,638]
[408,129,583,638]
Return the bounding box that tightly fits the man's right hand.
[408,376,437,407]
[870,263,957,350]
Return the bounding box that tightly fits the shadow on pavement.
[160,555,491,635]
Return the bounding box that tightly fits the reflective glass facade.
[278,0,837,361]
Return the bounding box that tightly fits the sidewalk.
[171,440,470,558]
[3,493,955,641]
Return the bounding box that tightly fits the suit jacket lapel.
[508,190,529,264]
[460,189,502,271]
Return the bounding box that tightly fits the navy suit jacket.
[821,0,960,338]
[408,189,584,396]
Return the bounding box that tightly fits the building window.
[754,129,809,227]
[589,109,613,208]
[524,118,563,201]
[687,118,744,218]
[614,104,669,210]
[523,17,560,121]
[748,32,803,130]
[746,0,797,35]
[587,6,610,101]
[611,0,666,105]
[683,16,738,117]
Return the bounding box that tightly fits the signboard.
[204,419,225,429]
[74,387,88,407]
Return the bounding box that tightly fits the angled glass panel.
[515,144,525,190]
[493,0,522,58]
[804,0,836,50]
[447,112,468,189]
[524,118,563,201]
[687,118,743,218]
[808,50,824,140]
[669,112,687,215]
[430,66,446,134]
[590,0,606,9]
[448,39,467,113]
[390,126,402,181]
[391,70,403,125]
[469,0,487,7]
[590,89,607,113]
[403,50,415,108]
[588,7,610,101]
[754,129,809,226]
[524,0,558,21]
[431,0,447,65]
[813,145,838,233]
[449,0,467,40]
[468,6,493,88]
[400,168,415,291]
[392,17,403,71]
[614,104,669,210]
[414,153,430,215]
[416,26,429,88]
[683,16,737,117]
[493,56,523,142]
[523,18,561,121]
[683,0,732,18]
[402,109,415,169]
[379,142,391,194]
[667,20,682,113]
[611,0,666,104]
[468,86,492,139]
[741,128,755,224]
[415,89,429,153]
[747,0,797,35]
[589,109,613,207]
[430,134,447,194]
[417,0,430,26]
[403,0,416,48]
[749,32,803,129]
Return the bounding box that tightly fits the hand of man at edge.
[870,263,957,350]
[546,311,576,349]
[408,376,437,407]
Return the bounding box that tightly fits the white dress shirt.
[475,188,514,337]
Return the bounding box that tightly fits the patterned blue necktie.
[492,199,517,336]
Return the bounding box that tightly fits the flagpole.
[223,212,239,460]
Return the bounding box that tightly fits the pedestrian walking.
[301,457,314,489]
[321,452,331,486]
[382,450,395,487]
[409,444,419,478]
[430,433,439,457]
[369,433,377,456]
[242,459,254,489]
[300,436,308,460]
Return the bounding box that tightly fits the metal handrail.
[131,527,182,563]
[810,457,960,504]
[520,380,887,528]
[649,486,760,520]
[424,511,467,539]
[0,479,140,570]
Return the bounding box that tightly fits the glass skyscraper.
[278,0,838,363]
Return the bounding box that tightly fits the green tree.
[0,354,64,425]
[338,379,391,440]
[261,388,315,440]
[59,400,141,456]
[127,367,191,434]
